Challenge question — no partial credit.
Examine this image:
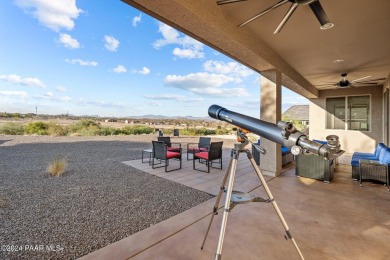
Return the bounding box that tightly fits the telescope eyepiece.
[277,121,293,131]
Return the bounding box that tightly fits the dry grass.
[47,158,67,177]
[0,197,6,208]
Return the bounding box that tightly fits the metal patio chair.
[193,141,223,173]
[152,141,182,172]
[157,136,181,152]
[186,137,211,160]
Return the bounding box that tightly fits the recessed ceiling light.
[333,59,344,63]
[320,22,334,30]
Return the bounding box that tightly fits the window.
[326,95,370,131]
[326,97,345,129]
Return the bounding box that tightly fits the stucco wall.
[309,86,383,155]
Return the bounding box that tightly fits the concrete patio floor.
[80,149,390,260]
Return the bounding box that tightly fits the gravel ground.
[0,135,234,259]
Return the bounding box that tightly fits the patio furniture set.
[142,137,390,189]
[350,143,390,190]
[142,137,223,173]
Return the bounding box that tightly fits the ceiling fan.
[216,0,334,34]
[316,73,386,89]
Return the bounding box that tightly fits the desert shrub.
[69,119,100,133]
[180,128,216,136]
[77,125,102,136]
[124,125,154,135]
[96,126,121,136]
[215,127,230,135]
[47,122,68,136]
[160,128,173,136]
[47,157,67,177]
[25,121,49,135]
[0,122,25,135]
[69,119,102,135]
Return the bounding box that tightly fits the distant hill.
[0,112,213,121]
[126,115,212,121]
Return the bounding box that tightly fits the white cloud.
[144,94,186,101]
[173,48,204,59]
[132,67,150,75]
[113,65,127,73]
[58,33,80,49]
[14,0,82,32]
[147,101,162,107]
[0,91,28,98]
[44,91,53,97]
[0,74,45,88]
[195,87,249,98]
[225,101,260,110]
[104,35,119,52]
[153,23,180,48]
[165,72,238,89]
[34,94,127,109]
[132,13,142,27]
[65,59,98,66]
[164,72,249,98]
[153,22,204,59]
[203,60,254,77]
[59,96,72,102]
[144,94,204,103]
[55,86,68,92]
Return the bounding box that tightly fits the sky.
[0,0,309,118]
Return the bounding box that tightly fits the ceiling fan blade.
[238,0,289,28]
[350,75,371,82]
[309,0,333,29]
[352,82,379,85]
[354,77,386,83]
[274,3,298,34]
[217,0,248,5]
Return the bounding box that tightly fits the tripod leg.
[247,153,305,260]
[215,151,239,260]
[201,158,233,250]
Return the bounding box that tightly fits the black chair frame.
[157,137,181,151]
[187,137,211,160]
[193,141,223,173]
[152,141,182,172]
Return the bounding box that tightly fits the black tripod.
[200,137,304,260]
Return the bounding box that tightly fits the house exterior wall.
[309,86,383,155]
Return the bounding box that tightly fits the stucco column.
[260,71,282,177]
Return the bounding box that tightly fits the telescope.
[208,105,344,160]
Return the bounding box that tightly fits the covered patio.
[79,0,390,259]
[81,150,390,259]
[121,0,390,177]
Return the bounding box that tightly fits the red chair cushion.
[167,151,180,159]
[188,147,207,152]
[195,152,209,160]
[168,147,180,152]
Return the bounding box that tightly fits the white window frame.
[325,94,371,132]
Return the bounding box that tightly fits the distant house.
[282,105,309,126]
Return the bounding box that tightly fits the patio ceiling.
[122,0,390,99]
